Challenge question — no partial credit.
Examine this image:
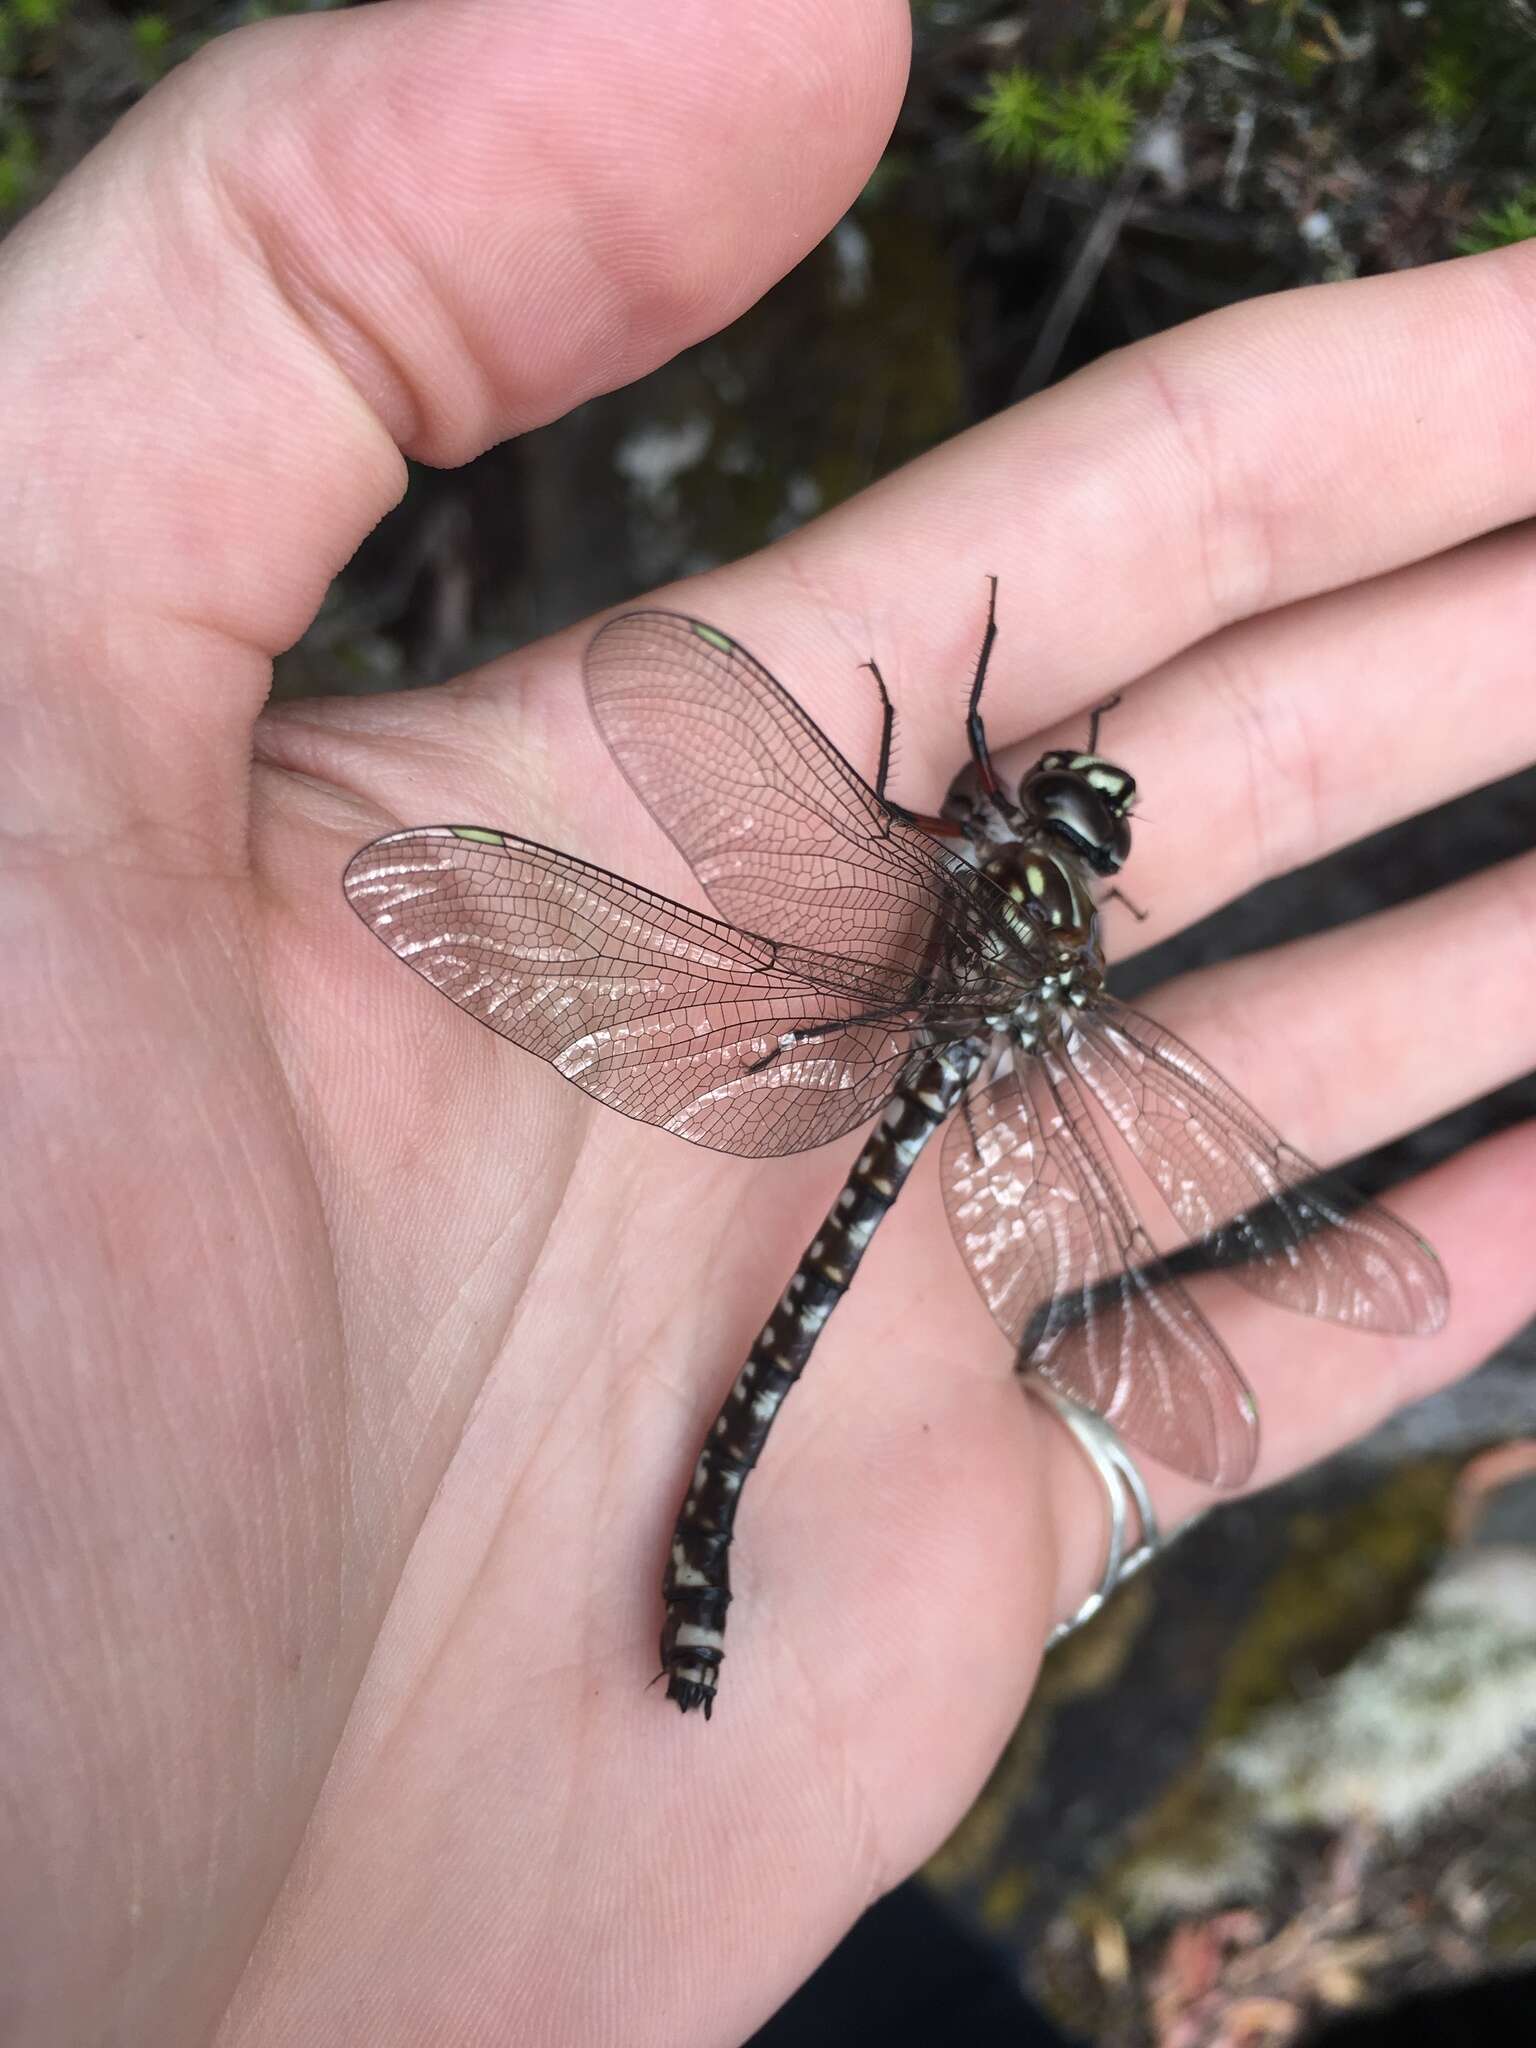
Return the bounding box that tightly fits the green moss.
[932,1467,1456,1940]
[972,68,1056,170]
[1098,33,1178,100]
[1459,188,1536,255]
[973,68,1135,181]
[0,116,38,214]
[1209,1461,1457,1741]
[957,0,1536,251]
[1041,80,1134,178]
[1418,46,1477,125]
[131,12,171,76]
[1078,1462,1459,1930]
[12,0,69,30]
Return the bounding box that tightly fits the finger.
[0,0,909,847]
[1003,521,1536,955]
[1150,848,1536,1164]
[646,243,1536,791]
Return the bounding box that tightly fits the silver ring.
[1032,1387,1162,1646]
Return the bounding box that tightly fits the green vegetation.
[131,13,173,78]
[959,0,1536,266]
[0,1,349,226]
[975,68,1137,180]
[0,110,36,212]
[1460,187,1536,256]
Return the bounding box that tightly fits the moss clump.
[950,0,1536,263]
[1460,188,1536,255]
[1082,1461,1458,1928]
[1210,1460,1457,1742]
[972,64,1141,181]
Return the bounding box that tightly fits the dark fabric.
[743,1880,1079,2048]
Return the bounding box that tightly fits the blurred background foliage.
[7,4,1536,2040]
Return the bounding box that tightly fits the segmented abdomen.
[660,1039,983,1715]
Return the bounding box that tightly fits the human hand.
[4,3,1533,2044]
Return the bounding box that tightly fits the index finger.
[712,245,1536,786]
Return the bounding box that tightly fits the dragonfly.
[343,587,1448,1718]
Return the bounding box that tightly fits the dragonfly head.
[1020,751,1136,876]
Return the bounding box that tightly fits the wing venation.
[584,609,1012,981]
[941,1056,1259,1486]
[1067,1000,1449,1335]
[344,827,928,1158]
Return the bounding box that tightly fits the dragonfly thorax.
[978,841,1100,944]
[949,747,1135,949]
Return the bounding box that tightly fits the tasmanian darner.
[343,589,1448,1718]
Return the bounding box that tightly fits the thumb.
[0,0,909,857]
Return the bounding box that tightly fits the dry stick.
[1015,158,1145,399]
[1015,83,1194,400]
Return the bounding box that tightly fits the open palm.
[4,5,1534,2046]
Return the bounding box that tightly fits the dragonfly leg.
[1101,883,1149,922]
[861,661,968,837]
[861,657,898,802]
[965,575,1003,796]
[861,629,984,838]
[1086,693,1121,753]
[660,1039,984,1716]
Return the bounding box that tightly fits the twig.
[1223,103,1256,210]
[1015,160,1144,397]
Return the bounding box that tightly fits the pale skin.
[3,2,1535,2043]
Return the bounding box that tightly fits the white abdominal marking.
[674,1621,725,1652]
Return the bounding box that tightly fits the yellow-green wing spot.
[691,622,734,655]
[450,826,507,846]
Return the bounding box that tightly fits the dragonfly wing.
[1066,999,1449,1335]
[584,610,1000,978]
[344,827,920,1158]
[941,1056,1259,1487]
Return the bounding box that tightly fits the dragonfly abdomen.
[660,1038,984,1715]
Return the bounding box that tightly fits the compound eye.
[1032,772,1109,838]
[1086,764,1135,812]
[1093,817,1132,876]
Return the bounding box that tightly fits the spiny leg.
[965,574,1003,795]
[660,1038,984,1716]
[861,657,967,837]
[861,657,898,803]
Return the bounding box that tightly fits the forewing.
[942,1056,1259,1486]
[344,827,921,1158]
[583,610,1000,979]
[1066,1000,1449,1335]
